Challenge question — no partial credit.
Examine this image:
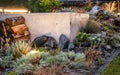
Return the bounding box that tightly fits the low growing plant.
[75,32,89,46]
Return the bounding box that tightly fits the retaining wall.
[0,13,89,42]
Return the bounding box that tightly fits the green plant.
[10,40,31,58]
[109,33,120,47]
[13,50,43,67]
[88,33,106,45]
[0,55,14,68]
[97,58,105,66]
[75,32,89,46]
[14,63,34,75]
[6,71,17,75]
[39,51,86,69]
[39,0,63,12]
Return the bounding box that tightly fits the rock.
[114,17,120,27]
[90,5,103,16]
[81,42,91,47]
[32,35,49,48]
[59,34,70,50]
[45,36,58,50]
[68,42,75,51]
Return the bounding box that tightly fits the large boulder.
[45,36,58,50]
[114,17,120,27]
[32,35,49,48]
[59,34,70,50]
[90,5,103,16]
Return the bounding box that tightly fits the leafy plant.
[39,51,86,69]
[39,0,63,12]
[0,55,14,68]
[97,58,105,66]
[14,63,34,75]
[88,33,106,45]
[110,33,120,47]
[75,32,89,46]
[10,40,31,58]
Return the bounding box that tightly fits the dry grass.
[34,64,65,75]
[85,46,102,65]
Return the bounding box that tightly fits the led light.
[4,9,28,13]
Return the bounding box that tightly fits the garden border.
[94,50,120,75]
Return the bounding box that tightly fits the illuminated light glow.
[0,8,2,12]
[28,50,38,54]
[4,9,28,13]
[117,13,120,15]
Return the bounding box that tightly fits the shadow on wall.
[70,13,89,42]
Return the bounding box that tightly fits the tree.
[39,0,63,12]
[0,0,63,12]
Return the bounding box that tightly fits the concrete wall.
[0,13,89,42]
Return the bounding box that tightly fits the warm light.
[0,8,2,12]
[4,9,28,13]
[28,50,38,54]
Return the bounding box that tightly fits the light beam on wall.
[4,9,28,13]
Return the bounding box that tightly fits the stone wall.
[0,13,89,42]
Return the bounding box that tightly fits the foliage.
[28,0,41,12]
[39,0,63,12]
[10,40,31,58]
[83,20,101,33]
[110,33,120,47]
[39,51,85,69]
[88,32,106,45]
[6,71,17,75]
[97,58,105,66]
[0,55,14,68]
[34,47,47,52]
[104,1,117,12]
[34,64,65,75]
[75,32,89,46]
[14,63,34,75]
[85,47,101,65]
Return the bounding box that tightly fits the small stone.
[68,42,75,51]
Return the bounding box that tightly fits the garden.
[0,0,120,75]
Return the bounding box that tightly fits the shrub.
[83,20,101,33]
[14,63,34,75]
[75,32,89,46]
[39,0,63,12]
[0,55,14,68]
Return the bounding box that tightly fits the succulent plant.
[10,40,31,57]
[14,63,34,75]
[75,32,89,46]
